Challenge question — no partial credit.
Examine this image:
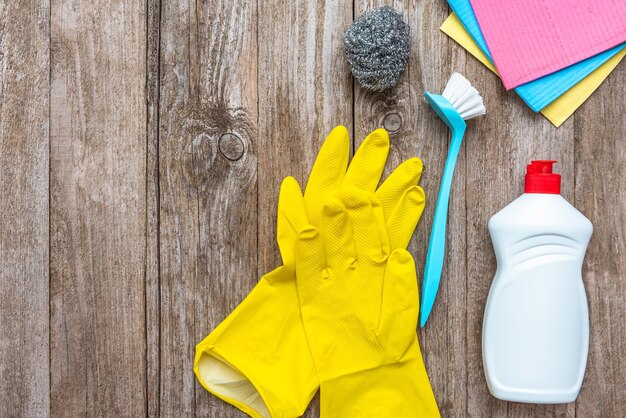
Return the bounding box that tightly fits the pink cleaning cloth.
[469,0,626,89]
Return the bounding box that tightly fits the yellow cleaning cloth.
[441,13,626,127]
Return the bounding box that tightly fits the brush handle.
[420,129,465,327]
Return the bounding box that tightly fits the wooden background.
[0,0,624,416]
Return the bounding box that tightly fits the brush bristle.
[441,72,486,120]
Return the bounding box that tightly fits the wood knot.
[383,113,402,132]
[218,133,245,161]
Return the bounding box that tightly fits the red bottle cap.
[524,160,561,194]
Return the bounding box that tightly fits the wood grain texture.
[146,0,162,415]
[0,1,50,416]
[353,1,467,416]
[258,0,354,271]
[158,0,258,416]
[258,2,353,415]
[49,0,147,415]
[573,60,626,418]
[0,1,624,416]
[415,3,473,415]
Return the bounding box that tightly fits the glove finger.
[386,186,426,250]
[341,187,386,263]
[375,158,423,221]
[304,126,350,226]
[341,129,389,193]
[277,176,309,266]
[295,225,327,296]
[320,198,356,270]
[369,194,390,259]
[377,248,419,355]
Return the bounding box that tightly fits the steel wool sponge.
[344,6,411,92]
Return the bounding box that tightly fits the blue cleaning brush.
[420,72,486,327]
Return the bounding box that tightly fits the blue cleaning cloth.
[449,0,626,111]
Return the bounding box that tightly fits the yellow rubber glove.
[194,126,426,417]
[282,180,440,418]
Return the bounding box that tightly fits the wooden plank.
[158,0,258,416]
[573,62,626,418]
[352,0,472,416]
[146,0,162,415]
[49,0,148,415]
[0,1,50,416]
[415,4,473,416]
[258,1,354,415]
[463,34,576,418]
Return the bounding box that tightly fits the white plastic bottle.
[483,160,592,404]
